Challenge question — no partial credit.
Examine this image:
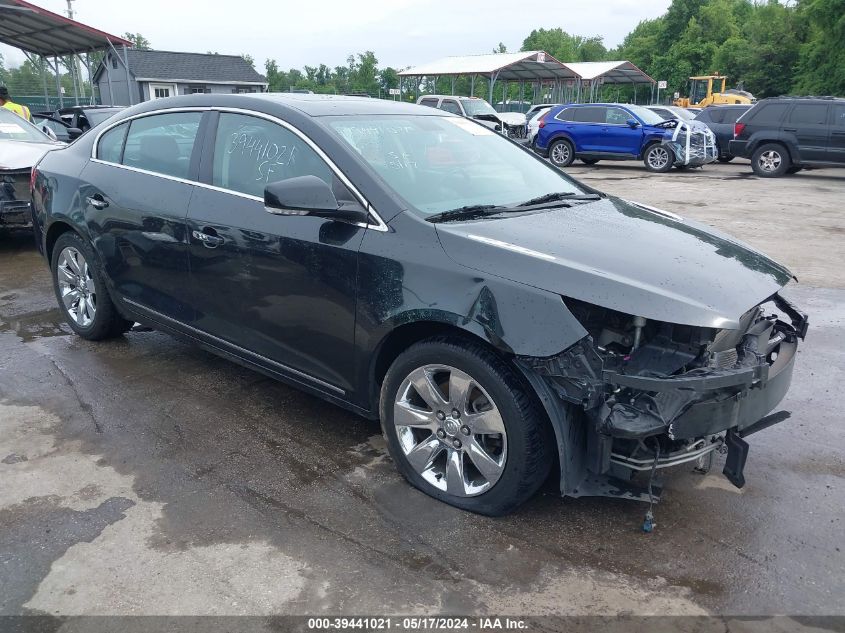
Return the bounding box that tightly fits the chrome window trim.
[122,298,345,395]
[90,105,389,232]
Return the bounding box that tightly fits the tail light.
[538,111,550,129]
[734,122,746,138]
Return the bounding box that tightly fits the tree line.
[1,0,841,105]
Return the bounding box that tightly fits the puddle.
[0,308,69,342]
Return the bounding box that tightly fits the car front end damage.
[0,168,34,228]
[518,292,808,501]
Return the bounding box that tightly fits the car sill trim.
[121,298,345,395]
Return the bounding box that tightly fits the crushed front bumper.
[520,293,808,499]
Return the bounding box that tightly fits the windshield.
[460,99,497,117]
[0,108,53,143]
[626,105,667,126]
[326,114,584,215]
[671,107,695,121]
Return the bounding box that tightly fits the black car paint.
[32,94,806,499]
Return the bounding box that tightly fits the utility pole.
[66,0,74,19]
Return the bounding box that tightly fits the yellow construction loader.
[673,74,754,107]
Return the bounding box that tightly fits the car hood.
[0,139,61,170]
[435,197,793,329]
[497,112,527,126]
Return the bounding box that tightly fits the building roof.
[399,51,579,81]
[563,61,654,84]
[95,49,267,85]
[0,0,131,56]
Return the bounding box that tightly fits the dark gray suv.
[730,96,845,177]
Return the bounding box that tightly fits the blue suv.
[535,103,704,172]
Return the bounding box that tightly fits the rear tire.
[548,139,574,168]
[380,337,554,516]
[51,232,132,341]
[580,158,600,165]
[751,143,790,177]
[718,155,734,163]
[643,144,673,173]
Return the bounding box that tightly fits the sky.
[1,0,672,72]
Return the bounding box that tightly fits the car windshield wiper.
[515,191,603,207]
[426,205,510,223]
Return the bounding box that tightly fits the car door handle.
[85,194,108,210]
[192,228,224,248]
[783,128,798,132]
[832,131,845,136]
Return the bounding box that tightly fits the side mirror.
[264,175,368,224]
[627,118,640,128]
[67,127,84,139]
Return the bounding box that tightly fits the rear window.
[703,109,723,123]
[723,108,749,124]
[832,104,845,127]
[787,104,829,125]
[419,98,438,108]
[748,103,789,125]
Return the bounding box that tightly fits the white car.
[0,108,63,229]
[416,95,528,140]
[525,103,560,145]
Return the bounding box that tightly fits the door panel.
[784,104,829,162]
[596,107,642,155]
[84,112,203,321]
[828,104,845,164]
[187,111,365,393]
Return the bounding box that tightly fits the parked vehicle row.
[30,93,807,516]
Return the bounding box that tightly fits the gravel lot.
[1,160,843,622]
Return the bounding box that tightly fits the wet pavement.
[0,162,843,618]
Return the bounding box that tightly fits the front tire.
[751,143,790,177]
[718,155,734,163]
[643,144,673,172]
[380,337,553,516]
[580,158,600,165]
[548,139,575,168]
[51,232,131,340]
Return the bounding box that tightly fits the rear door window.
[787,104,829,125]
[704,109,723,123]
[574,107,605,123]
[749,103,789,126]
[723,109,748,124]
[211,112,334,198]
[122,112,202,179]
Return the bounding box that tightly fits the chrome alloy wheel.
[551,142,570,165]
[758,149,782,172]
[647,146,670,170]
[56,247,96,328]
[393,364,507,497]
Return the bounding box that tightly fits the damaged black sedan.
[31,94,807,516]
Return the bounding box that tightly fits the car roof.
[107,93,451,121]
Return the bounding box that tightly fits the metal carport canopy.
[563,60,655,85]
[0,0,131,55]
[398,51,579,81]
